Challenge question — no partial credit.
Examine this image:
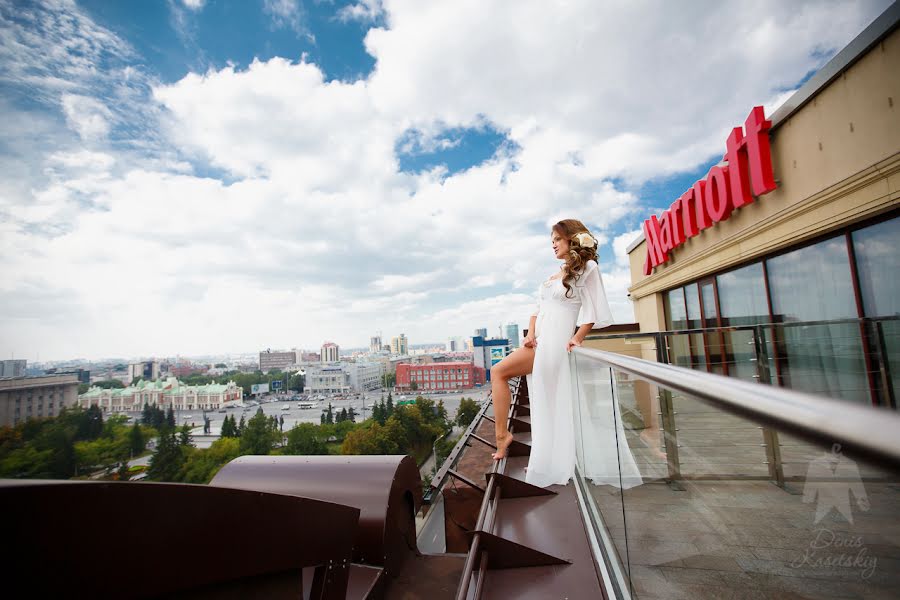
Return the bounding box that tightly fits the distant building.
[305,365,351,394]
[505,323,521,349]
[128,361,160,383]
[44,367,91,385]
[0,359,27,378]
[446,337,466,352]
[0,375,80,427]
[168,364,209,378]
[474,328,488,338]
[369,336,382,353]
[347,362,384,392]
[300,351,320,362]
[321,342,340,363]
[395,362,485,391]
[79,377,242,413]
[259,351,297,373]
[472,337,511,382]
[390,334,408,355]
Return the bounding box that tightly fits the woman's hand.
[566,336,584,353]
[523,333,537,348]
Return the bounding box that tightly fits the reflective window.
[716,262,769,326]
[684,283,701,328]
[665,288,687,330]
[852,216,900,317]
[766,236,867,403]
[766,236,856,322]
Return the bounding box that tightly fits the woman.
[490,219,613,488]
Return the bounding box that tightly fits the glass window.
[684,283,701,328]
[766,236,867,403]
[852,216,900,317]
[766,236,856,322]
[716,262,769,326]
[665,288,687,330]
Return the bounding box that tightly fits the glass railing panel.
[775,322,871,404]
[721,329,758,382]
[571,352,900,599]
[876,319,899,408]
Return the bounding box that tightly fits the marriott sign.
[642,106,777,275]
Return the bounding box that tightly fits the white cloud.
[337,0,384,23]
[263,0,310,37]
[0,0,892,360]
[60,94,113,140]
[182,0,206,10]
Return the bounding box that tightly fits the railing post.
[654,333,682,484]
[753,326,784,487]
[874,320,896,409]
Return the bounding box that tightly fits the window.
[665,288,687,330]
[852,216,900,318]
[716,262,769,326]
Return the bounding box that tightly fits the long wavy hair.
[553,219,599,298]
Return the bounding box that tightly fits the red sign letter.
[704,165,732,223]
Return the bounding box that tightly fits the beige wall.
[627,27,900,331]
[0,375,80,427]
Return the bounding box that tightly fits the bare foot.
[492,431,513,460]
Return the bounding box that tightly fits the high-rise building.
[390,334,408,355]
[474,328,488,338]
[505,323,521,349]
[369,336,382,353]
[472,336,511,381]
[321,342,340,363]
[259,351,296,372]
[127,361,160,383]
[0,360,27,378]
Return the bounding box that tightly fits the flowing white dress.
[524,259,641,489]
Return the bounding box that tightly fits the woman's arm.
[524,314,538,347]
[567,323,593,352]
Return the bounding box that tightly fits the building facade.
[472,337,511,382]
[346,362,384,392]
[79,378,242,413]
[390,334,408,356]
[0,375,80,427]
[395,362,485,391]
[505,324,521,349]
[321,343,340,363]
[305,365,351,394]
[369,336,382,353]
[620,15,900,409]
[128,361,160,383]
[474,328,488,339]
[0,359,27,378]
[259,351,297,372]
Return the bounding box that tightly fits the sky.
[0,0,892,362]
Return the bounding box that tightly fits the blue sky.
[0,0,891,361]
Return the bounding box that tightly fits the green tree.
[337,407,348,423]
[284,423,329,455]
[93,379,125,389]
[165,406,175,429]
[289,373,305,392]
[78,383,89,395]
[456,397,479,427]
[382,372,396,388]
[347,406,357,423]
[324,403,334,425]
[214,363,227,369]
[410,381,418,391]
[220,415,236,438]
[239,408,276,455]
[386,393,394,418]
[146,428,185,482]
[128,423,145,456]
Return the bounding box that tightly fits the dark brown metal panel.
[0,480,358,599]
[210,455,422,578]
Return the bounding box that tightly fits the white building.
[127,361,160,383]
[0,359,27,378]
[305,365,351,394]
[347,362,384,392]
[0,375,79,427]
[321,342,340,363]
[369,335,382,353]
[78,377,242,413]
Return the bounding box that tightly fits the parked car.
[281,404,290,411]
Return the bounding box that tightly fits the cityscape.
[2,1,899,599]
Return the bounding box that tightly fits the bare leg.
[489,346,535,460]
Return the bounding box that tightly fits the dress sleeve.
[576,261,614,328]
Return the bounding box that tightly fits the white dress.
[524,259,633,488]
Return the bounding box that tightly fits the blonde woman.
[490,219,613,488]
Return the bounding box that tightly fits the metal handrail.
[572,346,900,470]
